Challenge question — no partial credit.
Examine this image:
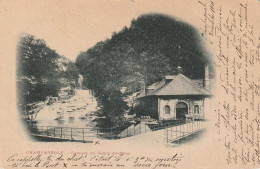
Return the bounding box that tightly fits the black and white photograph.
[17,13,215,145]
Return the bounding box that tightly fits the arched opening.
[176,102,188,119]
[164,105,170,114]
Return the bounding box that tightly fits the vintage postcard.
[0,0,259,168]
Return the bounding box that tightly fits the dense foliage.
[76,14,213,127]
[17,34,79,109]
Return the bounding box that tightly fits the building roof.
[137,74,211,98]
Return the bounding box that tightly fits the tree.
[17,34,79,110]
[75,14,214,127]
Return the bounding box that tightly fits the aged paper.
[0,0,259,169]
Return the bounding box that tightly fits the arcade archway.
[176,102,188,119]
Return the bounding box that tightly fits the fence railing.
[164,120,206,143]
[148,120,185,131]
[30,126,98,141]
[29,120,188,141]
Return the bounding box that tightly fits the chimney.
[177,66,183,74]
[204,64,210,90]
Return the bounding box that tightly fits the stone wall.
[158,97,205,120]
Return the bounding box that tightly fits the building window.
[164,105,170,114]
[194,105,199,114]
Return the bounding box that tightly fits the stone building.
[135,66,213,121]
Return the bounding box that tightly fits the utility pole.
[141,51,149,96]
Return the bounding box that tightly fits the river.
[34,89,99,128]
